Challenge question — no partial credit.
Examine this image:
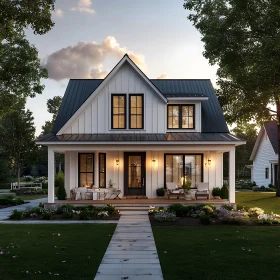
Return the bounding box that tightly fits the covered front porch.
[47,143,236,204]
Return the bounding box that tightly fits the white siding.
[252,131,277,187]
[61,62,167,134]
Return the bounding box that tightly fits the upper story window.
[129,94,144,129]
[111,94,126,129]
[167,105,194,129]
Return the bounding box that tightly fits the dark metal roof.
[52,79,229,134]
[38,132,243,143]
[264,121,278,154]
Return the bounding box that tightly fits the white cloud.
[55,9,63,17]
[71,0,95,14]
[43,36,147,81]
[157,73,168,79]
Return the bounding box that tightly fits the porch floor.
[54,198,231,206]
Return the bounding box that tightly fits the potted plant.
[108,179,114,188]
[156,187,165,197]
[182,179,192,194]
[212,187,221,199]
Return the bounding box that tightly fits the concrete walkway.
[0,198,47,220]
[94,214,164,280]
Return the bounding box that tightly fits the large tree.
[0,104,37,189]
[0,0,55,118]
[232,123,258,179]
[0,0,55,40]
[184,1,280,195]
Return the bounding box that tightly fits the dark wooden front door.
[124,152,146,196]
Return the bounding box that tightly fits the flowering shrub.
[148,206,166,214]
[202,205,215,215]
[97,211,109,218]
[9,210,24,220]
[154,212,178,222]
[258,213,280,224]
[248,207,264,217]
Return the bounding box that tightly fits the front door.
[124,152,146,196]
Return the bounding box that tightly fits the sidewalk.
[0,198,47,220]
[94,214,164,280]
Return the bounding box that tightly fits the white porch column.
[48,148,55,203]
[229,147,236,203]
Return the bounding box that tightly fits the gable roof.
[250,121,278,161]
[52,56,229,134]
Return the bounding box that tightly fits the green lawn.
[153,226,280,280]
[18,195,47,200]
[0,224,116,280]
[236,191,280,213]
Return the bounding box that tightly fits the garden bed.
[8,204,120,221]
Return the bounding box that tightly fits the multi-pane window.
[129,94,143,129]
[79,154,94,187]
[265,168,269,179]
[167,105,194,129]
[99,153,106,188]
[112,95,126,129]
[165,154,202,188]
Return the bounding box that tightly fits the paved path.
[94,214,164,280]
[0,198,47,220]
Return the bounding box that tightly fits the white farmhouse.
[37,54,245,203]
[250,121,278,187]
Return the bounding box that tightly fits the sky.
[25,0,218,135]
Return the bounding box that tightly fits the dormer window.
[129,94,144,129]
[112,94,126,129]
[167,105,194,129]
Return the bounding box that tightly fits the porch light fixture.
[152,159,156,166]
[116,159,119,166]
[208,159,211,166]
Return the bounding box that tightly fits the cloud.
[71,0,95,14]
[157,73,168,79]
[55,9,63,17]
[42,36,147,81]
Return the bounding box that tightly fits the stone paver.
[94,214,163,280]
[0,198,48,220]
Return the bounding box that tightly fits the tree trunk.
[277,103,280,196]
[17,161,21,190]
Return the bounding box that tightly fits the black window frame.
[265,167,269,179]
[129,94,144,129]
[164,153,203,188]
[111,94,127,129]
[99,153,106,188]
[78,153,94,187]
[167,104,195,129]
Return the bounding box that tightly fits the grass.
[18,195,47,200]
[236,192,280,213]
[153,226,280,280]
[0,224,116,280]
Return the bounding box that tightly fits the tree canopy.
[184,0,280,195]
[0,0,55,40]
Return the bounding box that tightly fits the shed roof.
[264,121,278,154]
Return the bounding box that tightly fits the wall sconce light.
[152,159,156,166]
[116,159,119,166]
[208,159,211,166]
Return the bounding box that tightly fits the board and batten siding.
[63,62,202,134]
[64,63,166,134]
[252,131,277,187]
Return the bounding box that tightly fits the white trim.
[167,97,208,101]
[57,55,167,135]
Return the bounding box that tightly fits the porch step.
[122,196,148,199]
[116,205,150,215]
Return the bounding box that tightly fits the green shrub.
[248,207,264,217]
[212,187,221,196]
[42,182,48,189]
[55,204,75,215]
[220,184,229,199]
[154,212,178,222]
[156,187,165,196]
[103,204,116,215]
[221,204,234,211]
[9,210,23,220]
[200,213,211,225]
[223,216,251,225]
[167,203,187,217]
[42,211,53,220]
[55,171,66,200]
[79,209,92,220]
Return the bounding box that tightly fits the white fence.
[11,182,42,190]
